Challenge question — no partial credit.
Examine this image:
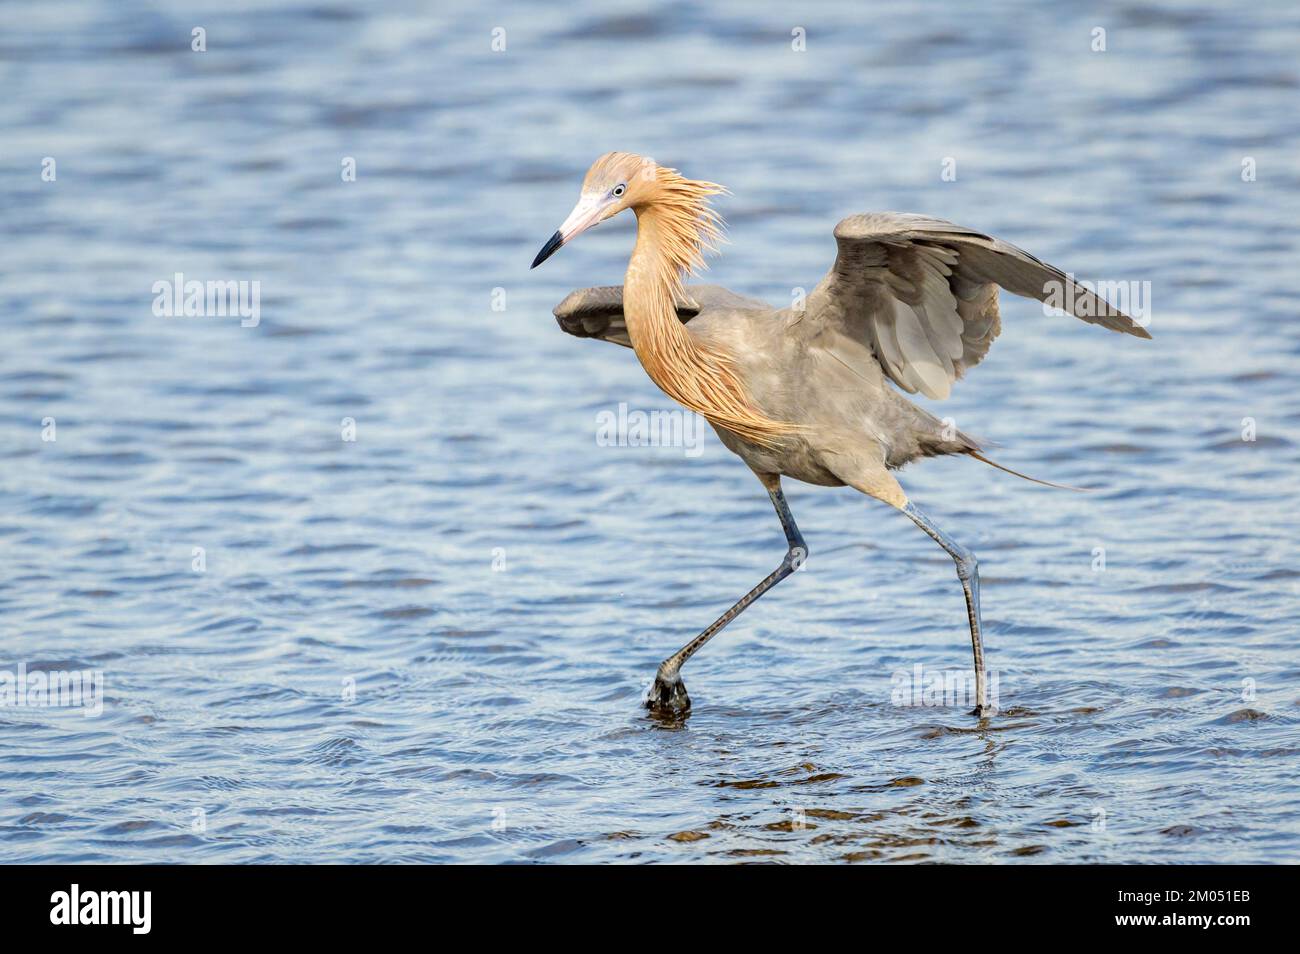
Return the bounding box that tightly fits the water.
[2,0,1298,864]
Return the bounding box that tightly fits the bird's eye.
[612,184,626,197]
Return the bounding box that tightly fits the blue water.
[2,0,1298,863]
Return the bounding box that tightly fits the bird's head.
[531,152,655,269]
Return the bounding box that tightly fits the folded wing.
[553,284,765,348]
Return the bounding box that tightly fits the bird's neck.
[623,203,794,447]
[624,207,695,365]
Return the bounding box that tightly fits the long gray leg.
[902,502,988,716]
[646,479,807,713]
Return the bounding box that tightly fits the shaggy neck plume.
[622,170,795,447]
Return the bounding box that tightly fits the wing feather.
[808,212,1150,399]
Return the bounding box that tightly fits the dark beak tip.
[531,230,564,269]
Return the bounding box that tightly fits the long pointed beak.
[531,231,564,269]
[530,196,606,269]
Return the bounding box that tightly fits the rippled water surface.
[3,0,1299,863]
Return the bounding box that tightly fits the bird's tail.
[967,451,1092,492]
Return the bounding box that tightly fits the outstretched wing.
[553,284,766,348]
[808,212,1150,400]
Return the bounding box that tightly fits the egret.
[531,152,1148,716]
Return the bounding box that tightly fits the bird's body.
[533,153,1148,717]
[555,283,973,490]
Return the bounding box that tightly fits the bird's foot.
[645,666,691,716]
